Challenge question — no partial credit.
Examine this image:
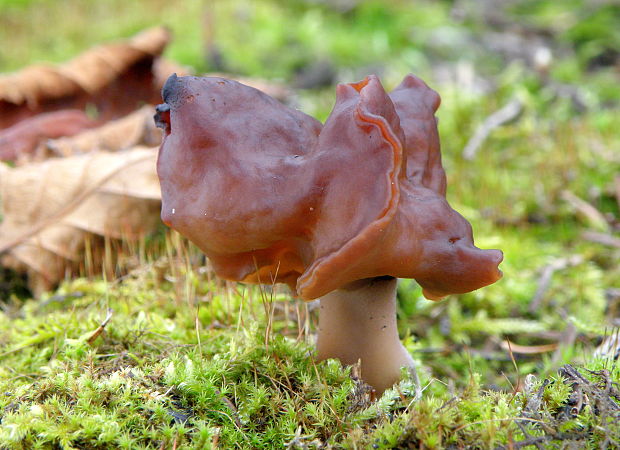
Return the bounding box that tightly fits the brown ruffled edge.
[297,75,403,299]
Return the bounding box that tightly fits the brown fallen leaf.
[0,147,161,296]
[0,109,96,163]
[0,27,170,129]
[38,106,162,160]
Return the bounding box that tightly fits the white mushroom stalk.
[316,276,414,394]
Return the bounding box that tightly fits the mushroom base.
[316,276,414,394]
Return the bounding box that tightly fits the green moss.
[1,264,617,447]
[1,0,619,447]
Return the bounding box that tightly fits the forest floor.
[0,0,619,448]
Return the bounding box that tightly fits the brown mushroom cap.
[156,73,502,300]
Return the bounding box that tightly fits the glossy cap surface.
[156,74,502,300]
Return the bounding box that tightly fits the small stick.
[529,255,583,313]
[515,421,545,450]
[86,308,113,345]
[509,432,589,449]
[214,389,243,429]
[463,98,522,160]
[500,341,558,354]
[561,190,609,232]
[582,230,620,249]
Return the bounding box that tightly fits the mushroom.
[155,73,503,393]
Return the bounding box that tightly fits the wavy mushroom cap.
[156,73,502,300]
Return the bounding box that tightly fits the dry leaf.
[0,27,170,129]
[0,109,96,163]
[38,106,162,160]
[0,147,161,295]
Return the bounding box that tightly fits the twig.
[507,431,589,449]
[582,230,620,249]
[529,255,583,313]
[454,416,542,432]
[522,377,549,419]
[560,190,609,232]
[435,396,458,413]
[500,341,558,354]
[463,98,522,160]
[214,388,243,429]
[86,308,114,345]
[515,421,544,450]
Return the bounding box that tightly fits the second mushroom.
[155,73,503,394]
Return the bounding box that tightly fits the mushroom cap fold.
[156,74,502,300]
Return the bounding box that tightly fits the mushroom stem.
[316,276,414,394]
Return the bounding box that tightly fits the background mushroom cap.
[156,74,502,300]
